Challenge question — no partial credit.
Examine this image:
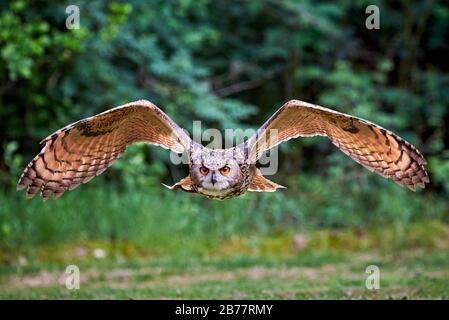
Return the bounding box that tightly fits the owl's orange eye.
[199,167,209,175]
[219,166,231,175]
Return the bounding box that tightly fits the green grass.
[1,175,449,299]
[1,248,449,299]
[1,221,449,299]
[2,172,448,249]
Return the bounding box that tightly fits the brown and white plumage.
[17,99,429,201]
[246,100,429,191]
[17,100,191,200]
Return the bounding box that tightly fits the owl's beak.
[210,172,217,186]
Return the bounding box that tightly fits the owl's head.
[190,148,242,196]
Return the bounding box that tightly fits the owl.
[17,99,429,200]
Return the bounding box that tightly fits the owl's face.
[190,148,242,197]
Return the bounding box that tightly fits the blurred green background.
[0,0,449,299]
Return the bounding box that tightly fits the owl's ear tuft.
[248,173,286,192]
[162,176,196,193]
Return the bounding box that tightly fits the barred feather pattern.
[247,100,429,191]
[17,100,191,200]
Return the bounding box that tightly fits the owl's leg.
[162,176,196,193]
[247,172,286,192]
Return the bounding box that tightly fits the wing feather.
[17,100,191,200]
[246,100,429,191]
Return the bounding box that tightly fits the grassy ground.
[2,183,448,299]
[1,221,449,299]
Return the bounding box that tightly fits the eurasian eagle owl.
[17,100,429,200]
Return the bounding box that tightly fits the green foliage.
[0,177,447,252]
[0,0,448,256]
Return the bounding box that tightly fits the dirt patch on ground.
[3,249,448,298]
[2,262,344,290]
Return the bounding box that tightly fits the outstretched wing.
[17,100,191,200]
[246,100,429,191]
